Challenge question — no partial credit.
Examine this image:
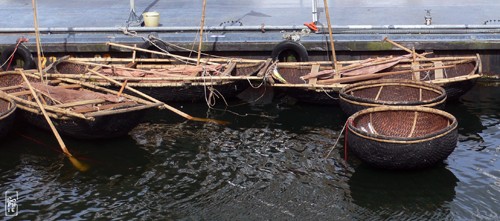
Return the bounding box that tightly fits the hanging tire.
[271,40,309,62]
[138,39,169,58]
[0,44,36,71]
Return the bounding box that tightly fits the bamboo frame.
[53,99,106,108]
[107,42,220,65]
[73,101,138,114]
[274,56,477,67]
[340,94,446,108]
[0,71,161,121]
[85,103,161,118]
[57,78,157,105]
[339,79,447,108]
[86,69,229,125]
[342,82,445,95]
[45,73,264,82]
[20,70,71,156]
[317,64,458,85]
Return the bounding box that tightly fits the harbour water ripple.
[0,80,498,220]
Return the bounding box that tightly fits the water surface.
[0,80,499,220]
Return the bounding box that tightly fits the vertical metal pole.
[130,0,135,13]
[312,0,318,23]
[323,0,338,71]
[197,0,207,66]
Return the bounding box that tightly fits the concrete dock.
[1,0,500,72]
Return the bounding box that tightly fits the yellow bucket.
[143,12,160,27]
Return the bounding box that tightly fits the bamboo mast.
[197,0,207,65]
[31,0,43,75]
[323,0,338,73]
[30,0,72,155]
[30,1,90,171]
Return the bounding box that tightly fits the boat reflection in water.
[348,165,458,220]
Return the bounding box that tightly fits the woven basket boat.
[0,71,162,139]
[0,93,16,139]
[49,59,266,103]
[339,79,447,116]
[269,55,480,105]
[347,106,458,170]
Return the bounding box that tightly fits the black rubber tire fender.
[271,40,309,62]
[138,39,169,58]
[0,44,36,71]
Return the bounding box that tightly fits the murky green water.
[1,80,499,220]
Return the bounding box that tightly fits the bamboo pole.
[383,37,427,59]
[31,0,43,75]
[19,70,71,157]
[87,69,229,125]
[69,57,266,64]
[67,60,177,76]
[117,80,128,97]
[197,0,207,65]
[323,0,338,71]
[45,73,264,82]
[68,56,476,66]
[58,77,156,105]
[106,42,219,65]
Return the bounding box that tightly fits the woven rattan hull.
[115,80,249,103]
[276,87,340,105]
[339,79,447,116]
[0,96,16,139]
[440,78,477,101]
[347,106,458,170]
[20,108,148,139]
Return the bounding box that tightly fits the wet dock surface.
[1,0,500,54]
[1,0,500,72]
[1,0,499,27]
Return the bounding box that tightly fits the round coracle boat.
[347,106,458,170]
[339,79,446,116]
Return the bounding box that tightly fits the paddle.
[87,69,229,125]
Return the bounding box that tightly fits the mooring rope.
[325,120,348,159]
[319,86,339,101]
[3,39,24,70]
[0,50,16,69]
